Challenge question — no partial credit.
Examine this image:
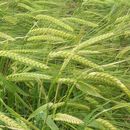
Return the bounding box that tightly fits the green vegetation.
[0,0,130,130]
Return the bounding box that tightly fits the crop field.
[0,0,130,130]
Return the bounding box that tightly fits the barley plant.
[0,0,130,130]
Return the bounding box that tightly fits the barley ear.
[96,118,117,130]
[0,51,49,69]
[84,72,130,98]
[35,15,74,32]
[54,113,84,125]
[0,112,25,130]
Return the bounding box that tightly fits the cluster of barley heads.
[0,0,130,130]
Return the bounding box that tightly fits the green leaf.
[28,103,53,120]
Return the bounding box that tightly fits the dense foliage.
[0,0,130,130]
